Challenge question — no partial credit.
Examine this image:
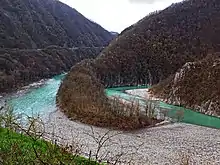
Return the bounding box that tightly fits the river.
[1,74,220,164]
[6,74,66,117]
[1,74,220,129]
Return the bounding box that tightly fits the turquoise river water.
[4,74,220,129]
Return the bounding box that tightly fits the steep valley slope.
[57,0,220,126]
[0,0,114,92]
[0,0,114,49]
[0,46,103,92]
[150,53,220,116]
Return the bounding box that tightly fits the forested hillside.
[0,46,103,92]
[0,0,114,49]
[92,0,220,86]
[151,53,220,116]
[0,0,114,92]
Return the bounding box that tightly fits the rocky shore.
[42,89,220,164]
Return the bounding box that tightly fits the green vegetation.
[0,128,100,165]
[0,103,193,164]
[0,104,100,165]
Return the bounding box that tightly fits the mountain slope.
[93,0,220,86]
[0,0,114,49]
[110,32,119,36]
[150,53,220,116]
[0,46,103,92]
[0,0,114,92]
[57,0,220,126]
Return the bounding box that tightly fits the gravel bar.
[43,109,220,165]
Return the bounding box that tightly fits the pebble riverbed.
[42,89,220,165]
[4,84,220,165]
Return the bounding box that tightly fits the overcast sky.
[59,0,183,32]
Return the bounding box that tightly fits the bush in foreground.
[0,104,100,165]
[0,128,100,165]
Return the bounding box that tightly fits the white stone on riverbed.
[43,110,220,165]
[125,88,159,101]
[126,89,149,98]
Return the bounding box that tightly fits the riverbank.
[125,88,156,100]
[3,76,220,164]
[0,78,47,99]
[0,78,48,111]
[43,108,220,164]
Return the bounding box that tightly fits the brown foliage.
[57,61,159,130]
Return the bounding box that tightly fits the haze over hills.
[0,0,114,92]
[110,32,119,36]
[57,0,220,126]
[0,0,114,49]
